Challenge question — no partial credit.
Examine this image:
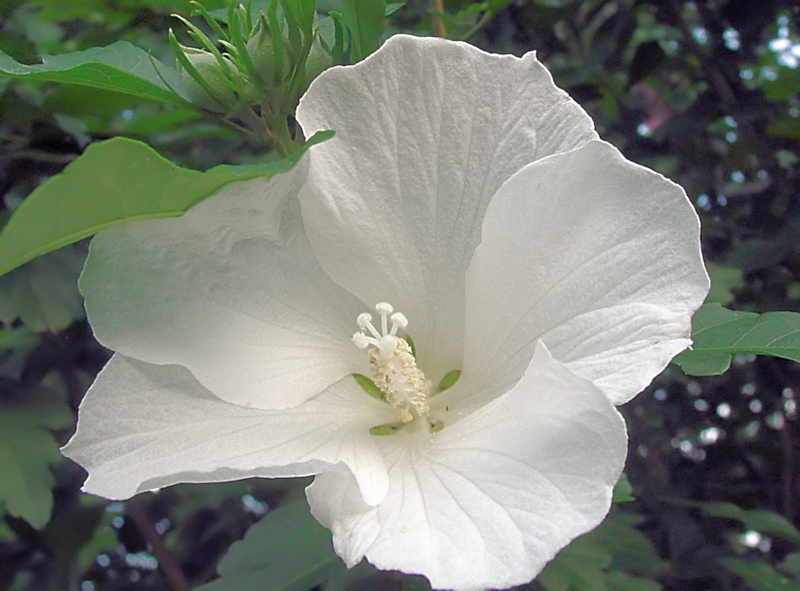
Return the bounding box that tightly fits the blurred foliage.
[0,0,799,590]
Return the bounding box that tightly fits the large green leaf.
[0,41,188,105]
[195,501,345,591]
[0,131,332,276]
[340,0,386,62]
[0,397,73,528]
[673,304,800,376]
[538,535,612,591]
[538,508,665,591]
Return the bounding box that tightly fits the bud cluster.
[170,0,343,153]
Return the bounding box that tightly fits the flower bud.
[177,46,241,114]
[246,14,291,87]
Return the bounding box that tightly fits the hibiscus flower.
[63,35,708,590]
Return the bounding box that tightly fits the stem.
[257,101,298,157]
[269,116,299,157]
[460,9,494,42]
[0,150,77,164]
[126,497,191,591]
[430,0,447,38]
[781,413,795,522]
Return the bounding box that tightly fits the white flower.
[62,35,709,590]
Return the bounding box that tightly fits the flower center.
[353,302,432,423]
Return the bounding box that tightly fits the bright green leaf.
[0,42,188,105]
[0,131,333,276]
[0,398,73,528]
[195,501,344,591]
[341,0,386,62]
[673,304,800,376]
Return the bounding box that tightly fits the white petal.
[307,343,626,591]
[296,34,597,381]
[62,355,397,505]
[80,164,368,410]
[462,140,709,406]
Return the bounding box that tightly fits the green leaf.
[719,558,796,591]
[0,41,188,105]
[676,500,800,546]
[195,501,345,591]
[0,130,333,276]
[341,0,386,62]
[605,571,661,591]
[777,554,800,578]
[538,508,665,590]
[385,2,405,16]
[0,248,85,332]
[705,262,743,306]
[0,397,73,528]
[612,473,635,503]
[673,304,800,376]
[592,511,667,577]
[539,535,612,591]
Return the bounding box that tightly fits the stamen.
[353,302,432,423]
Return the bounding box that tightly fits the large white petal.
[62,355,397,505]
[80,164,368,410]
[462,140,709,406]
[296,34,598,382]
[307,343,626,591]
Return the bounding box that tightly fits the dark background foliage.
[1,1,799,590]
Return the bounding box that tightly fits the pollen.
[353,302,431,422]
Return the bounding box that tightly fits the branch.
[430,0,447,38]
[126,496,191,591]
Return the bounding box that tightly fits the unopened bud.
[246,14,291,87]
[177,46,241,114]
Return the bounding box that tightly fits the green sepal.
[188,0,229,43]
[436,370,461,393]
[405,335,416,357]
[353,374,385,400]
[369,424,401,436]
[170,31,235,113]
